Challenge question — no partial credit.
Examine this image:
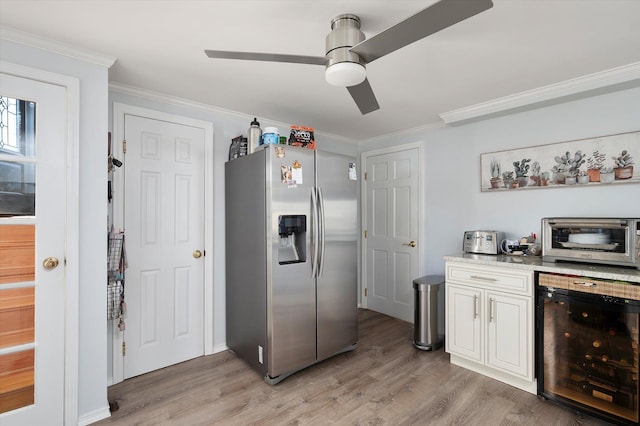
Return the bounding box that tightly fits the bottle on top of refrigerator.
[262,127,279,145]
[248,117,262,154]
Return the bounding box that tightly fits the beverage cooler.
[536,272,640,425]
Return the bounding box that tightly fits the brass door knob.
[193,250,203,259]
[43,257,59,270]
[402,241,417,248]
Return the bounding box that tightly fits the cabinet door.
[446,284,483,363]
[486,291,532,380]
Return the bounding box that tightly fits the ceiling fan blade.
[347,78,379,115]
[205,50,326,66]
[350,0,493,63]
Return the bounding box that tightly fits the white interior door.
[123,114,205,379]
[363,146,420,322]
[0,73,66,425]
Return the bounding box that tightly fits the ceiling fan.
[205,0,493,115]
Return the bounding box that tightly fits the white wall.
[361,86,640,275]
[107,88,359,364]
[0,40,110,421]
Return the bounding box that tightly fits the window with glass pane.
[0,96,36,216]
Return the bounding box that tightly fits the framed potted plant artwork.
[480,131,639,192]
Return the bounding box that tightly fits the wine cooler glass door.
[537,287,640,425]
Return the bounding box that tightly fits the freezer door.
[266,145,317,378]
[316,151,358,360]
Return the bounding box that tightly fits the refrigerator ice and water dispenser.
[278,215,306,264]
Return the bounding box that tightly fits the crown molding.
[0,26,116,68]
[359,120,446,145]
[440,62,640,124]
[109,81,246,118]
[109,81,359,145]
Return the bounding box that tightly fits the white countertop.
[444,253,640,284]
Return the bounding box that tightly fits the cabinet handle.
[473,295,479,318]
[470,275,498,282]
[489,297,495,322]
[573,280,596,287]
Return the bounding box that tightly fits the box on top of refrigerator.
[288,125,316,150]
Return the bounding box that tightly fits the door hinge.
[364,172,368,181]
[122,139,127,154]
[122,341,126,356]
[364,230,368,238]
[364,288,368,297]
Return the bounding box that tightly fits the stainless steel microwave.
[542,218,640,269]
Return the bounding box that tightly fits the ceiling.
[1,0,639,140]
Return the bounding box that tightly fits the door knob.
[403,241,417,248]
[193,250,203,259]
[43,257,59,270]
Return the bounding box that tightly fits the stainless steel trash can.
[413,275,445,350]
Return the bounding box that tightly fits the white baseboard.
[212,343,229,354]
[77,405,111,426]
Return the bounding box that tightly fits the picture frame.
[480,131,640,192]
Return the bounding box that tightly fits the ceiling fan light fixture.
[325,62,366,87]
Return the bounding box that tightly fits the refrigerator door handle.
[311,187,319,278]
[318,187,326,277]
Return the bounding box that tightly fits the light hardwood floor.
[99,309,610,425]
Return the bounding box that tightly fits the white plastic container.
[262,127,279,146]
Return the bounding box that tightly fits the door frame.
[360,141,424,311]
[111,103,214,384]
[0,61,80,425]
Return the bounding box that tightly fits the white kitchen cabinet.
[446,283,483,363]
[445,261,536,394]
[485,291,530,378]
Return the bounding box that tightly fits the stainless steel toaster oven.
[542,217,640,269]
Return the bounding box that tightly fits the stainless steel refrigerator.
[225,145,358,384]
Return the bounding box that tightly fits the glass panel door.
[538,286,640,424]
[0,72,66,426]
[0,94,37,413]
